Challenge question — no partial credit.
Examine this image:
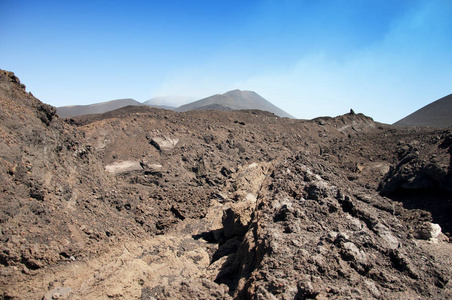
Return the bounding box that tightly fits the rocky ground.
[0,69,451,299]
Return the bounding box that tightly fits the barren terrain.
[1,70,451,299]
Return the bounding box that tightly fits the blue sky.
[1,0,451,123]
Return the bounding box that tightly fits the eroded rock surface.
[1,69,451,299]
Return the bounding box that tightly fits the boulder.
[418,222,442,240]
[150,136,179,151]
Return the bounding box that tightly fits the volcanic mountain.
[394,94,452,128]
[175,89,294,118]
[57,90,293,119]
[57,98,143,118]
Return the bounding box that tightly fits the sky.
[1,0,451,124]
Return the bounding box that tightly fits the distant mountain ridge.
[394,94,452,128]
[57,90,294,119]
[57,98,143,118]
[175,89,294,118]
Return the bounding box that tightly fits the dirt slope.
[1,70,452,299]
[394,94,452,128]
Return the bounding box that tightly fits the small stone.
[317,119,326,126]
[297,280,320,299]
[327,231,338,241]
[43,287,72,300]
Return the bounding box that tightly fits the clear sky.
[1,0,451,123]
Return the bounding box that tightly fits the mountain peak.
[223,89,256,97]
[176,90,294,118]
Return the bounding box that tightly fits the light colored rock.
[227,162,270,199]
[247,162,258,169]
[105,160,142,174]
[245,193,257,202]
[140,158,163,171]
[150,136,179,151]
[43,287,72,300]
[430,223,442,238]
[147,163,163,171]
[342,242,368,266]
[374,222,399,249]
[418,222,442,240]
[364,279,381,298]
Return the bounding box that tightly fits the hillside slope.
[394,94,452,128]
[0,70,149,298]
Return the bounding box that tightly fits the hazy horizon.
[1,0,451,123]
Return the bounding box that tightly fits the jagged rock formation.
[1,70,451,299]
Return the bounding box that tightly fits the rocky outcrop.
[379,132,452,195]
[227,155,451,299]
[149,136,179,151]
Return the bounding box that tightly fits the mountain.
[57,98,143,118]
[175,89,294,118]
[56,91,294,119]
[394,94,452,128]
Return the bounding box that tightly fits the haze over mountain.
[142,95,193,110]
[176,89,294,118]
[394,94,452,128]
[57,98,143,118]
[57,90,294,119]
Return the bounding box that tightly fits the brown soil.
[1,69,451,299]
